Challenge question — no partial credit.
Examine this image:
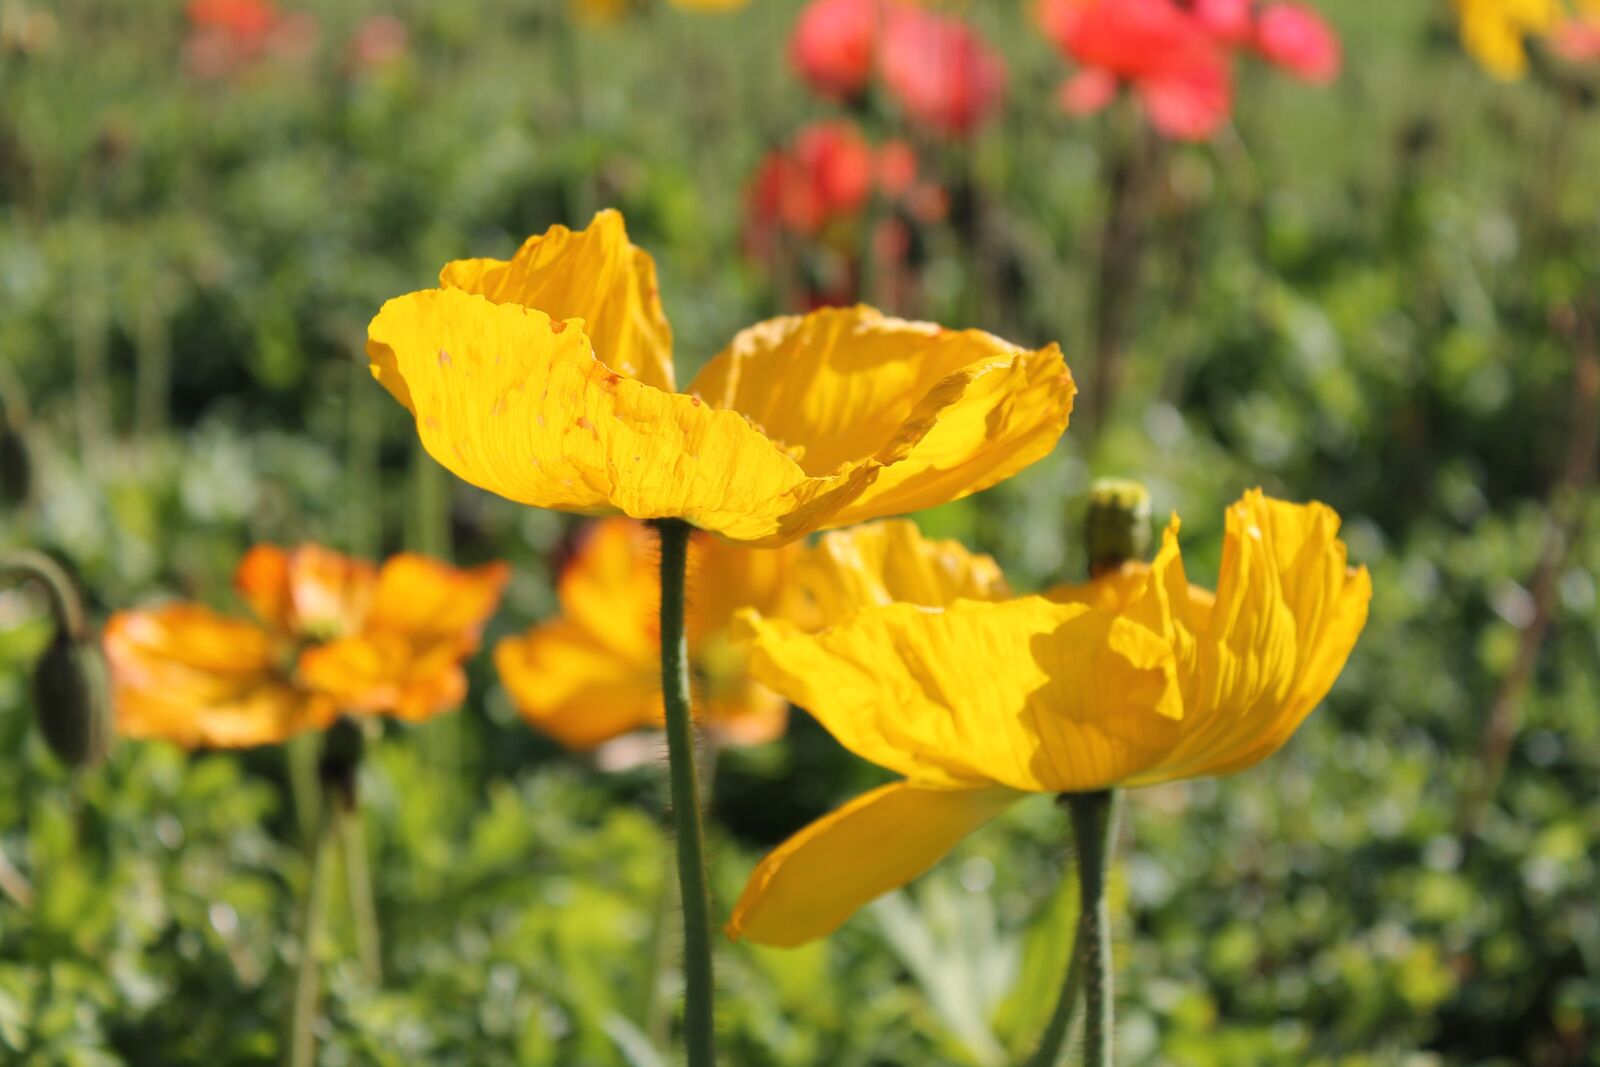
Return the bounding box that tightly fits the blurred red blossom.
[349,13,409,73]
[791,0,878,99]
[1037,0,1340,141]
[879,5,1006,136]
[743,120,947,308]
[183,0,318,80]
[1039,0,1232,140]
[788,0,1005,136]
[1254,2,1341,83]
[1552,15,1600,61]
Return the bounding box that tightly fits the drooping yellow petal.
[689,306,1074,528]
[727,780,1023,947]
[439,210,675,391]
[368,289,881,546]
[740,596,1181,793]
[298,555,508,722]
[103,605,336,749]
[795,519,1010,625]
[1128,492,1371,784]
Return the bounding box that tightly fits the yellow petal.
[727,780,1022,947]
[368,288,880,546]
[796,519,1010,626]
[1130,492,1371,784]
[103,605,335,748]
[494,621,660,749]
[689,306,1074,527]
[439,210,675,391]
[741,596,1181,793]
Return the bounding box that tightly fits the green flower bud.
[32,632,112,769]
[1084,478,1152,576]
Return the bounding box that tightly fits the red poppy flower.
[1253,2,1340,83]
[1039,0,1232,141]
[879,5,1006,137]
[790,0,879,100]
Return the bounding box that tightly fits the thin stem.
[284,735,322,852]
[1066,790,1121,1067]
[336,795,383,985]
[653,518,716,1067]
[1022,869,1089,1067]
[0,550,87,639]
[284,804,336,1067]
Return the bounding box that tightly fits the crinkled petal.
[688,305,1073,527]
[368,289,877,546]
[727,780,1022,947]
[439,209,675,391]
[494,621,660,749]
[740,596,1181,792]
[104,605,334,748]
[798,519,1010,625]
[1130,492,1371,783]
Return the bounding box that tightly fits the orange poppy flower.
[495,518,805,749]
[105,545,508,748]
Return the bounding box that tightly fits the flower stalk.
[284,801,335,1067]
[653,518,717,1067]
[1067,789,1121,1067]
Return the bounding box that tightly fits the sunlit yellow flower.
[366,210,1073,547]
[1454,0,1564,77]
[496,517,805,749]
[726,491,1371,946]
[105,545,508,747]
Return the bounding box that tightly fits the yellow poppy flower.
[727,490,1371,946]
[495,517,804,749]
[105,545,508,747]
[104,603,340,749]
[366,210,1073,547]
[1453,0,1564,77]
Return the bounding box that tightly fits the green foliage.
[2,0,1598,1064]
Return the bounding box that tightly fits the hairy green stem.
[1021,873,1089,1067]
[653,518,716,1067]
[284,805,335,1067]
[1066,790,1120,1067]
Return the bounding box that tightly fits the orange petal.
[234,543,377,640]
[494,621,659,749]
[103,604,334,748]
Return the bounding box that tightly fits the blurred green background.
[1,0,1598,1064]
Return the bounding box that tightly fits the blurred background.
[1,0,1597,1063]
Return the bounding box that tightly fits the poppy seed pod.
[33,631,112,769]
[1084,478,1152,574]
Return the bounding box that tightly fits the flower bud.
[1084,478,1151,576]
[32,632,112,769]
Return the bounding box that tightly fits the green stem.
[284,735,322,852]
[0,550,87,639]
[1066,790,1120,1067]
[284,804,336,1067]
[1021,879,1089,1067]
[653,518,716,1067]
[337,795,383,985]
